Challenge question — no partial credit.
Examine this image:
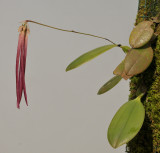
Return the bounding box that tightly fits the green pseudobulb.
[129,21,154,48]
[114,46,153,80]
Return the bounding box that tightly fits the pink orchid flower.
[16,23,30,108]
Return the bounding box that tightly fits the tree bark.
[126,0,160,152]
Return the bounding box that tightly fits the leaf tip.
[97,91,102,95]
[66,66,72,72]
[65,68,69,72]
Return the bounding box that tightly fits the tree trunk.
[126,0,160,152]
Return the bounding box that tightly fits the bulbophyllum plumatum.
[15,19,156,149]
[16,22,30,108]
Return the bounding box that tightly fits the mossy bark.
[126,0,160,153]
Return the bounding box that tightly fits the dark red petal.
[16,34,22,108]
[22,34,28,105]
[19,34,25,108]
[18,57,23,104]
[23,77,28,106]
[24,34,28,71]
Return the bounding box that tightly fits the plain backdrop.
[0,0,138,153]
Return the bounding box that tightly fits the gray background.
[0,0,138,153]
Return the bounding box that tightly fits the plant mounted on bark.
[16,3,160,151]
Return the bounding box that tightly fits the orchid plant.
[16,19,157,148]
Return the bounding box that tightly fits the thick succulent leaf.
[97,75,122,95]
[113,60,125,76]
[107,95,145,148]
[122,46,153,80]
[66,45,116,71]
[120,46,131,53]
[129,21,154,48]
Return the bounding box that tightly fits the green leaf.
[66,45,116,71]
[129,21,154,48]
[120,46,131,53]
[121,46,153,80]
[97,75,122,95]
[107,95,145,148]
[113,60,125,76]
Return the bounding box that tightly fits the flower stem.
[25,20,121,47]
